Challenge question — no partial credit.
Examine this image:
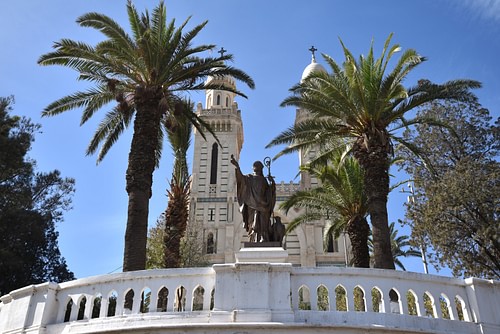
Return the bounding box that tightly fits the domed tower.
[285,47,349,267]
[189,48,245,264]
[295,46,326,190]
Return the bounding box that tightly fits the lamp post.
[402,182,429,274]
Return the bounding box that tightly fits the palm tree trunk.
[366,163,394,269]
[346,216,370,268]
[163,180,189,268]
[123,86,161,272]
[354,135,395,269]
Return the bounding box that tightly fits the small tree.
[399,100,499,279]
[0,96,75,295]
[146,213,166,269]
[146,214,208,268]
[179,219,209,268]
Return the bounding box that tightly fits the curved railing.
[291,267,471,319]
[1,264,498,334]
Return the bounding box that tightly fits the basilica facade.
[188,52,350,267]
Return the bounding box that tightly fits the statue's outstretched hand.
[230,154,239,168]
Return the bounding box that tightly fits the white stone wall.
[1,264,498,334]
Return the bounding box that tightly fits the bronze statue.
[270,216,286,247]
[230,155,276,242]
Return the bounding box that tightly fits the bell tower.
[295,46,326,190]
[189,48,245,263]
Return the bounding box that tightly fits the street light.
[402,182,429,274]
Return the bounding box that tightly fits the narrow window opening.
[327,233,334,252]
[208,208,215,222]
[207,232,215,254]
[77,296,87,320]
[210,143,218,184]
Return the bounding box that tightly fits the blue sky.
[1,0,499,279]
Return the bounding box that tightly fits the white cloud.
[461,0,500,22]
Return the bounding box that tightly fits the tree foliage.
[178,218,210,268]
[280,153,370,268]
[398,100,500,279]
[146,214,166,269]
[268,33,480,269]
[0,96,75,295]
[37,1,254,271]
[146,213,208,269]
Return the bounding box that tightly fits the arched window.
[354,286,366,312]
[335,285,347,311]
[225,96,229,107]
[107,291,118,317]
[216,94,221,105]
[207,232,215,254]
[298,285,311,310]
[140,288,151,313]
[210,143,218,184]
[124,289,134,312]
[317,285,329,311]
[64,299,73,322]
[325,229,339,253]
[91,294,102,319]
[371,287,383,312]
[77,296,87,320]
[157,287,169,312]
[174,286,186,312]
[192,286,205,311]
[389,289,401,314]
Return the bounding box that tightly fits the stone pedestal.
[235,244,288,263]
[211,250,294,323]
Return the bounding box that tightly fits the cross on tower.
[309,46,317,60]
[218,47,227,57]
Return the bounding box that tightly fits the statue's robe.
[234,168,275,242]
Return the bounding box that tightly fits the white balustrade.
[1,262,499,334]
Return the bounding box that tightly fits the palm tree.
[368,221,421,271]
[163,99,192,268]
[267,33,480,269]
[38,1,254,271]
[280,154,370,267]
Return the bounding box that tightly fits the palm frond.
[86,106,134,162]
[42,89,109,117]
[77,11,135,51]
[80,85,115,125]
[392,79,481,117]
[285,211,324,234]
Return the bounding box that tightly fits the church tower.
[295,46,326,190]
[189,49,245,264]
[284,47,350,267]
[189,47,349,268]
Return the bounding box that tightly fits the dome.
[301,48,326,82]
